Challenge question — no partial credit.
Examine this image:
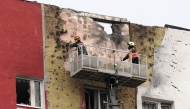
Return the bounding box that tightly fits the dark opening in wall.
[85,88,108,109]
[16,78,31,105]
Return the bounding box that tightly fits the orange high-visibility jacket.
[128,47,138,59]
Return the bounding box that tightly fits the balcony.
[69,45,148,88]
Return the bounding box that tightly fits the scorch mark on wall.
[59,12,129,71]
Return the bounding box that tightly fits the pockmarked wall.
[129,23,165,87]
[59,9,130,71]
[149,28,190,109]
[133,24,190,109]
[0,0,43,109]
[129,23,170,109]
[44,4,136,109]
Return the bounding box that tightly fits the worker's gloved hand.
[61,40,68,44]
[66,43,69,47]
[61,40,66,44]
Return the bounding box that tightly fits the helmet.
[74,36,80,41]
[128,42,135,46]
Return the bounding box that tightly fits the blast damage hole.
[96,22,112,34]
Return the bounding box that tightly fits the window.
[85,87,108,109]
[161,104,171,109]
[142,100,171,109]
[142,100,158,109]
[16,78,44,108]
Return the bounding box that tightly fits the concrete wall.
[44,4,137,109]
[0,0,43,109]
[150,28,190,109]
[134,24,190,109]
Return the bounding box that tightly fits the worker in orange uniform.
[62,36,88,55]
[122,42,139,64]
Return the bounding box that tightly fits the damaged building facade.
[0,0,190,109]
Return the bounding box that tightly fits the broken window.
[16,79,31,105]
[16,78,43,108]
[85,87,108,109]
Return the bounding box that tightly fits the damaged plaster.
[129,23,165,87]
[44,4,136,109]
[137,27,190,109]
[150,28,190,109]
[59,10,129,71]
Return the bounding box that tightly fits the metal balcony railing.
[69,45,148,87]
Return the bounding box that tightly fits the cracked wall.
[129,23,165,87]
[44,4,136,109]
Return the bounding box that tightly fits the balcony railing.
[69,45,148,87]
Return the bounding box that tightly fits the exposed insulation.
[129,23,165,87]
[44,4,136,109]
[116,86,137,109]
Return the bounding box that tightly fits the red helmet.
[74,36,80,41]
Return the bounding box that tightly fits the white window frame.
[16,77,45,109]
[84,86,108,109]
[161,103,171,109]
[142,99,172,109]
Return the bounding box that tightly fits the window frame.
[161,103,171,109]
[16,77,45,109]
[142,99,172,109]
[84,86,108,109]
